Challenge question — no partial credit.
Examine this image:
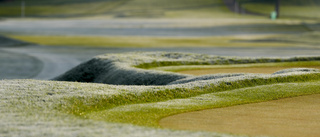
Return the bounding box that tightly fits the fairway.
[159,94,320,137]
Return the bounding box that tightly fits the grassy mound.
[1,52,320,136]
[54,52,320,85]
[53,55,189,85]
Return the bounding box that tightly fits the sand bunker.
[159,94,320,137]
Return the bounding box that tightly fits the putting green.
[159,94,320,137]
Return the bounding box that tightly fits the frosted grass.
[0,80,236,137]
[1,52,320,136]
[54,52,320,85]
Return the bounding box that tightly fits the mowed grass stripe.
[166,61,320,75]
[153,61,320,73]
[8,35,292,48]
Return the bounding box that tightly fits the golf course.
[0,0,320,137]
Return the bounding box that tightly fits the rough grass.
[1,52,320,136]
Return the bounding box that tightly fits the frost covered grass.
[1,52,320,136]
[54,52,320,85]
[0,80,234,137]
[1,73,320,136]
[52,52,320,127]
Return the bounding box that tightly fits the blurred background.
[0,0,319,80]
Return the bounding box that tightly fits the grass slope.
[85,80,320,127]
[54,52,320,85]
[1,52,320,136]
[53,52,320,128]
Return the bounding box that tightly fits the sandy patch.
[159,94,320,137]
[178,66,320,75]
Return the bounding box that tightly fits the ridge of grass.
[59,73,320,127]
[53,52,320,85]
[87,81,320,127]
[152,61,320,72]
[135,57,320,69]
[2,51,320,136]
